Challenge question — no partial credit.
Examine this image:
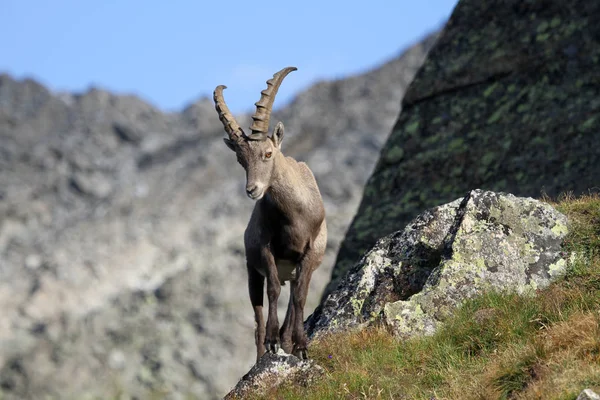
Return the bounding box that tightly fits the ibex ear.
[272,122,284,150]
[223,138,237,152]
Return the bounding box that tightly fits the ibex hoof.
[293,348,308,360]
[266,341,279,354]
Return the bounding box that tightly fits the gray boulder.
[578,389,600,400]
[307,190,568,339]
[223,350,324,400]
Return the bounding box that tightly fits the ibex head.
[213,67,297,200]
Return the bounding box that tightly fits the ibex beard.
[213,67,327,361]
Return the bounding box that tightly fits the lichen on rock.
[328,0,600,298]
[308,190,569,340]
[384,190,568,338]
[306,197,462,338]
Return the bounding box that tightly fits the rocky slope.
[226,190,572,397]
[0,33,437,399]
[327,0,600,296]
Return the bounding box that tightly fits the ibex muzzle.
[213,67,327,361]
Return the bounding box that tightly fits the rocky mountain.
[327,0,600,295]
[0,33,438,399]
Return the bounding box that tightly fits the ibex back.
[213,67,327,361]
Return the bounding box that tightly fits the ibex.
[213,67,327,361]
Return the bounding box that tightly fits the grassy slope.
[261,193,600,400]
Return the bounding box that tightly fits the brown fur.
[214,68,327,361]
[226,122,327,361]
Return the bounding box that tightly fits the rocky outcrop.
[0,35,436,399]
[328,0,600,296]
[223,351,324,400]
[307,190,568,339]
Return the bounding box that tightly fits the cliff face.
[0,35,436,399]
[327,0,600,294]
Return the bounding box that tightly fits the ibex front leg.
[247,266,266,362]
[262,247,281,354]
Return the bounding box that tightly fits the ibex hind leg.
[292,224,326,359]
[248,267,266,362]
[291,262,316,360]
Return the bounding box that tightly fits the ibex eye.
[265,152,272,159]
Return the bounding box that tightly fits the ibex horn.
[213,85,244,142]
[249,66,297,140]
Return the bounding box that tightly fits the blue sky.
[1,1,458,114]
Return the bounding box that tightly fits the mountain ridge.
[0,32,438,399]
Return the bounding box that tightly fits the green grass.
[258,193,600,400]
